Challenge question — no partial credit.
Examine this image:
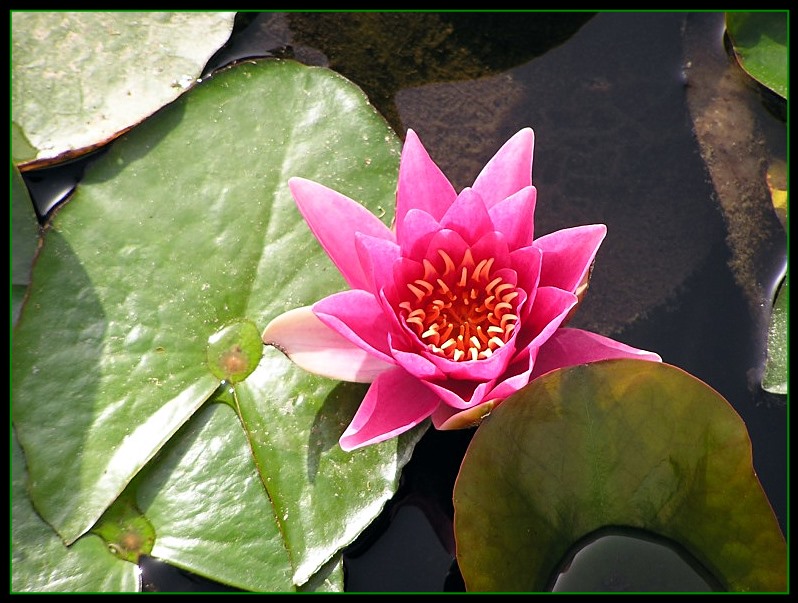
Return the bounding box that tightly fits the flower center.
[399,248,519,362]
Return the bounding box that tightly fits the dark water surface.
[22,11,786,593]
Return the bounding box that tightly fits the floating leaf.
[11,12,236,166]
[206,319,263,384]
[137,398,358,592]
[12,433,139,592]
[137,401,294,591]
[12,59,419,590]
[726,12,787,99]
[454,360,785,592]
[90,491,155,565]
[762,274,787,395]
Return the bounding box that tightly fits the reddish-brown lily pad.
[454,359,786,592]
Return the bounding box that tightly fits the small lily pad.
[90,490,156,564]
[762,273,787,395]
[726,12,787,99]
[206,319,263,384]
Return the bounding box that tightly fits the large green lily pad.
[454,360,786,592]
[12,58,420,590]
[11,12,236,166]
[725,12,787,100]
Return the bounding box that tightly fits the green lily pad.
[12,432,139,592]
[762,274,787,395]
[12,58,418,589]
[11,12,236,166]
[12,163,39,325]
[726,12,787,100]
[298,555,345,592]
[454,360,786,592]
[137,401,294,591]
[136,397,356,591]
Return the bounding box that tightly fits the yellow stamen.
[414,279,434,295]
[438,249,456,275]
[398,247,521,363]
[407,283,426,301]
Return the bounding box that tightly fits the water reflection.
[551,526,722,592]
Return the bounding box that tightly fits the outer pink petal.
[488,186,537,250]
[313,290,394,362]
[340,367,439,451]
[482,352,542,402]
[262,306,395,383]
[472,128,535,208]
[288,177,395,291]
[529,327,662,380]
[534,224,607,293]
[439,188,493,246]
[396,130,457,240]
[522,286,578,347]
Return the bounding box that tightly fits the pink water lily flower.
[263,128,661,451]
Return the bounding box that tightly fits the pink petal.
[262,306,395,383]
[424,229,470,270]
[488,186,537,250]
[389,336,447,380]
[422,377,494,410]
[534,224,607,293]
[472,128,535,208]
[471,230,511,271]
[483,353,542,402]
[522,286,578,347]
[391,257,425,303]
[439,188,493,246]
[354,233,401,296]
[431,400,496,430]
[396,130,457,240]
[530,327,663,380]
[399,208,443,258]
[422,335,516,381]
[485,287,577,401]
[288,177,395,291]
[510,245,543,306]
[313,290,394,362]
[340,367,440,451]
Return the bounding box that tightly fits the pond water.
[21,11,786,593]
